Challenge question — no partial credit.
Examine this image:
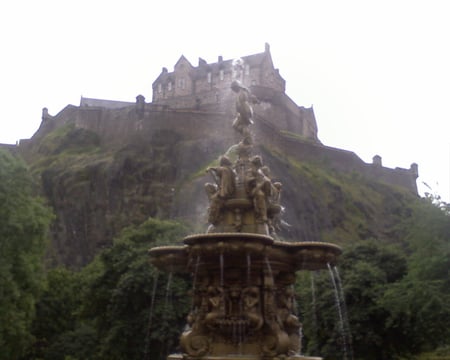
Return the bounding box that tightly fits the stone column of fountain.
[149,79,341,360]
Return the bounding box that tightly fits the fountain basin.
[148,245,188,273]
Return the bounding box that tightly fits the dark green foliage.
[26,218,191,360]
[297,196,450,360]
[81,218,191,360]
[43,323,97,360]
[0,149,52,359]
[298,240,408,359]
[27,268,85,359]
[381,196,450,356]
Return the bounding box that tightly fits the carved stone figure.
[276,286,302,355]
[231,80,259,144]
[204,286,225,329]
[206,156,236,224]
[242,286,263,330]
[245,156,272,224]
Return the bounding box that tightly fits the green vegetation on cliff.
[261,146,415,246]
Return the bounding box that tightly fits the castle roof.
[152,43,278,86]
[80,96,134,109]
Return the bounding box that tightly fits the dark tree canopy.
[0,149,52,359]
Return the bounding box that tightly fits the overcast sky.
[1,0,449,202]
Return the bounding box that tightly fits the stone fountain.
[149,78,341,360]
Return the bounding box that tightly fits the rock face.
[17,102,418,269]
[22,122,226,267]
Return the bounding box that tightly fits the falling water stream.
[333,266,354,360]
[220,253,224,287]
[225,143,240,163]
[264,256,274,283]
[161,272,174,359]
[143,271,159,360]
[292,284,303,355]
[246,253,251,285]
[192,256,201,295]
[165,272,173,307]
[310,272,319,355]
[327,263,349,360]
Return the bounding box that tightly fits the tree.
[0,149,52,359]
[81,218,191,360]
[297,239,408,360]
[381,197,450,356]
[27,267,87,359]
[297,194,450,360]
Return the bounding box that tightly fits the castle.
[17,44,418,194]
[149,43,318,142]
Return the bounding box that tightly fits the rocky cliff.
[18,105,418,268]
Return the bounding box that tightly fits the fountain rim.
[148,244,187,255]
[183,233,342,252]
[148,236,342,255]
[183,232,274,245]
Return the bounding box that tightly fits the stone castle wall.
[31,101,418,195]
[255,116,418,193]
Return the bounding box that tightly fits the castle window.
[178,77,185,89]
[219,69,224,81]
[168,82,172,91]
[251,80,257,86]
[207,72,212,83]
[157,83,162,93]
[245,64,250,75]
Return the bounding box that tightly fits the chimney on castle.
[136,95,145,118]
[42,107,50,121]
[410,163,419,179]
[265,42,270,53]
[218,55,223,63]
[372,155,382,167]
[136,94,145,105]
[162,67,168,73]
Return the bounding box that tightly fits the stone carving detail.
[277,286,303,355]
[205,82,283,236]
[205,156,236,225]
[180,267,301,357]
[231,80,260,145]
[242,286,264,330]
